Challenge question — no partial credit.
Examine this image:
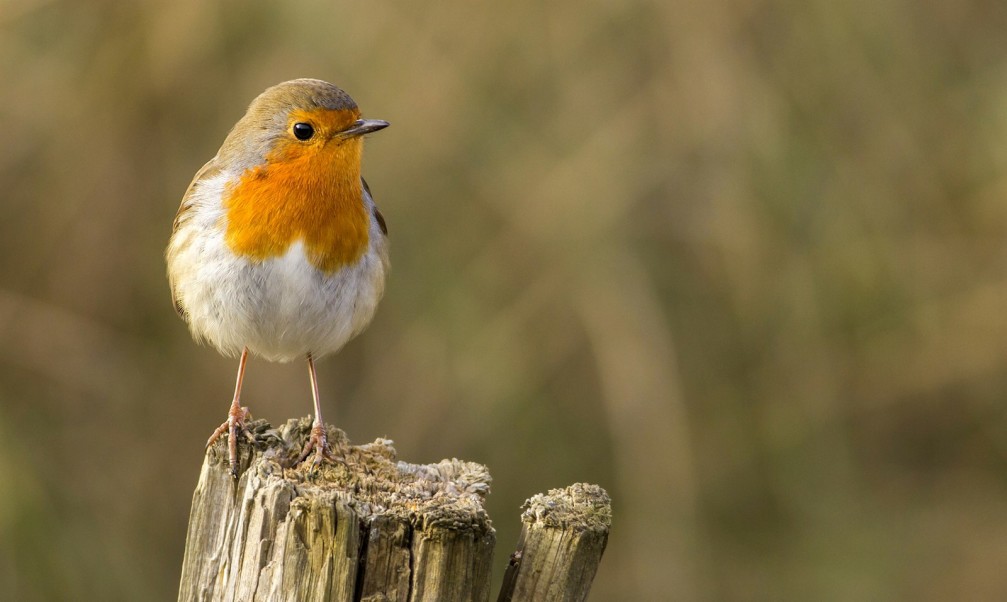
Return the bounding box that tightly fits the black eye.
[292,122,314,140]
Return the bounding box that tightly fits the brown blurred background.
[2,0,1007,600]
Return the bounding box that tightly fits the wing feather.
[362,177,388,235]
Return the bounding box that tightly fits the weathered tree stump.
[178,418,609,602]
[497,484,612,602]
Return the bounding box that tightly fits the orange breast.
[223,135,369,274]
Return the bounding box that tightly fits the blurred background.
[2,0,1007,599]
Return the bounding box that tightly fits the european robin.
[166,79,390,476]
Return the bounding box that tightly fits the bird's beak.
[337,119,390,139]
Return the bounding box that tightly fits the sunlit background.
[3,1,1007,600]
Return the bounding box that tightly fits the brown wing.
[362,177,388,235]
[168,157,222,317]
[172,157,221,233]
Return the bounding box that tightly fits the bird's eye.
[292,122,315,140]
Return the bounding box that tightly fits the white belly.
[172,234,387,363]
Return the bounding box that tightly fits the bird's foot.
[206,403,255,477]
[298,422,337,467]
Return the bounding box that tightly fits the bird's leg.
[206,347,255,477]
[299,353,336,466]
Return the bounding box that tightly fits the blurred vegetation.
[2,0,1007,600]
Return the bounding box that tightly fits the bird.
[166,79,390,476]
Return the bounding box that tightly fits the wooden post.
[496,483,611,602]
[178,418,609,602]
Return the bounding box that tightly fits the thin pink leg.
[206,348,254,476]
[299,353,335,465]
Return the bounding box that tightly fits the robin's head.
[218,79,389,172]
[220,79,388,273]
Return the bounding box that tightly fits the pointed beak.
[337,118,390,139]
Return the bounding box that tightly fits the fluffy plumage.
[166,79,389,362]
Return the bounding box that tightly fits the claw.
[206,405,254,477]
[298,422,337,467]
